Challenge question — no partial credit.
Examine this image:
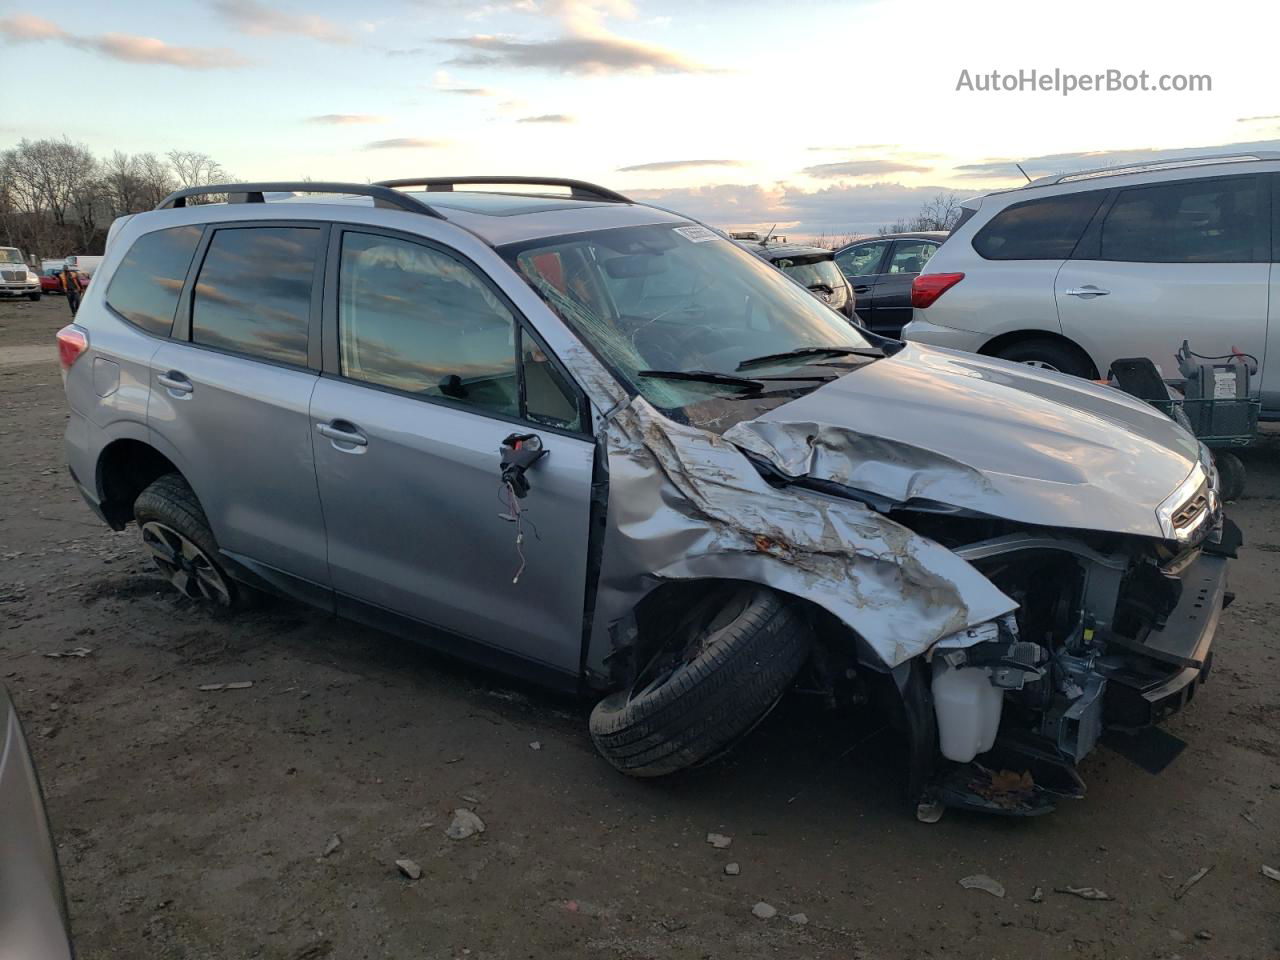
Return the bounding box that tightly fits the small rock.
[1030,886,1044,903]
[529,741,542,751]
[959,874,1006,898]
[788,912,809,925]
[1195,931,1213,941]
[706,832,732,849]
[751,901,777,920]
[446,808,486,840]
[322,834,341,858]
[724,862,740,876]
[395,859,421,880]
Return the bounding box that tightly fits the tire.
[993,339,1094,378]
[1214,451,1246,501]
[589,585,811,778]
[27,292,40,302]
[133,473,250,610]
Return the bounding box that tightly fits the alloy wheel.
[140,521,232,606]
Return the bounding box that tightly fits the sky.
[2,0,1278,237]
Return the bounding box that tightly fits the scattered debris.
[659,918,688,932]
[446,808,486,840]
[1030,886,1044,903]
[959,874,1006,898]
[915,800,944,824]
[1173,866,1212,900]
[706,832,732,849]
[322,835,342,858]
[460,794,480,804]
[291,939,333,960]
[788,912,809,925]
[43,647,93,659]
[1262,865,1280,883]
[1055,886,1114,901]
[1240,811,1258,827]
[1195,931,1213,941]
[529,741,542,751]
[395,859,422,880]
[724,862,740,877]
[197,681,254,692]
[751,902,777,920]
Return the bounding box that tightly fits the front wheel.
[1214,451,1246,501]
[993,339,1095,378]
[133,474,250,610]
[27,292,40,302]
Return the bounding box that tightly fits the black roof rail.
[155,182,447,218]
[374,176,631,203]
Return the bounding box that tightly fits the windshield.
[774,255,848,307]
[0,248,23,264]
[501,223,870,422]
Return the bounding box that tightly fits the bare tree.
[878,191,966,235]
[166,150,230,203]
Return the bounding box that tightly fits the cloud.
[212,0,349,44]
[440,0,712,75]
[309,114,387,124]
[802,159,933,179]
[517,113,574,123]
[617,159,742,173]
[1237,115,1280,123]
[364,138,448,149]
[952,138,1280,181]
[440,87,496,96]
[0,14,248,68]
[807,144,899,152]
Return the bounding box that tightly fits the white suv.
[902,153,1279,418]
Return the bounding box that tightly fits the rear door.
[834,239,891,326]
[310,226,596,681]
[871,238,941,336]
[1055,174,1270,380]
[148,222,331,588]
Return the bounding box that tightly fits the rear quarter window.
[972,191,1105,260]
[105,225,203,336]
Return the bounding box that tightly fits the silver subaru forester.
[59,177,1238,818]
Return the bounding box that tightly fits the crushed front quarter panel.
[585,396,1017,676]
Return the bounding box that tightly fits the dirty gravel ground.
[3,295,1279,960]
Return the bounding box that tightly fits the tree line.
[0,137,231,261]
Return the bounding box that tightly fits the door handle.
[853,285,871,294]
[1064,285,1110,298]
[157,371,193,395]
[316,420,368,448]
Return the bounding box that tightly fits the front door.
[311,228,596,680]
[834,239,891,330]
[873,238,941,336]
[1056,174,1270,382]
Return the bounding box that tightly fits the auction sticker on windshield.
[673,225,718,243]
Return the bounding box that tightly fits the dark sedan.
[833,231,947,336]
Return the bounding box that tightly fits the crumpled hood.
[724,342,1202,539]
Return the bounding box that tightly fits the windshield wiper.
[735,345,884,371]
[637,369,765,393]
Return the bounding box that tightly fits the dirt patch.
[4,296,1280,959]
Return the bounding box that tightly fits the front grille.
[1,270,23,282]
[1172,492,1208,531]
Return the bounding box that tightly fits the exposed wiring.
[499,480,528,584]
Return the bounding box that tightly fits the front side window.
[106,225,202,336]
[191,226,318,365]
[502,223,873,424]
[887,240,938,274]
[972,191,1105,260]
[338,232,578,428]
[835,240,889,277]
[1099,177,1261,263]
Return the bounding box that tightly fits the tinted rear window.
[1099,176,1262,263]
[191,226,319,366]
[972,191,1105,260]
[105,225,203,336]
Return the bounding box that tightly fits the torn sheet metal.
[586,396,1017,674]
[722,343,1202,539]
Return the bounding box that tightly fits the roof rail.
[155,182,447,218]
[375,176,631,203]
[1031,152,1279,187]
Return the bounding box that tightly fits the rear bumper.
[900,316,986,351]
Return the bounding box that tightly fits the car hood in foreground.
[724,342,1202,539]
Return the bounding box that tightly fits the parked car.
[902,152,1280,419]
[0,683,76,959]
[0,246,41,300]
[59,176,1236,817]
[733,239,859,322]
[833,231,946,336]
[41,269,63,294]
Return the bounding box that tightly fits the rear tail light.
[56,324,89,374]
[911,272,965,309]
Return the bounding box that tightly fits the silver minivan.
[903,153,1280,418]
[58,177,1237,818]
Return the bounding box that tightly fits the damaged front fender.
[586,397,1017,679]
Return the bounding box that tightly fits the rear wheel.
[1214,451,1246,501]
[133,474,249,610]
[589,585,811,777]
[993,339,1094,378]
